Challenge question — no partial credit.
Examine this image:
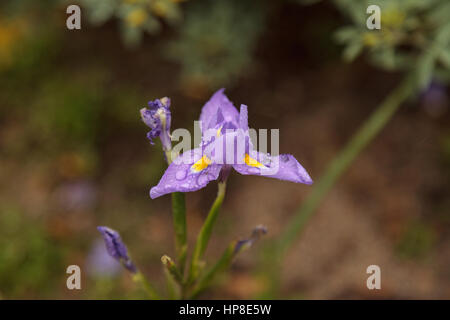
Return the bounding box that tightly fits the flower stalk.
[171,192,187,274]
[190,225,267,298]
[166,146,188,277]
[189,181,227,282]
[163,268,178,300]
[132,272,160,300]
[190,242,235,299]
[142,98,188,276]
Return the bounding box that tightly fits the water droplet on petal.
[197,174,208,186]
[175,170,187,181]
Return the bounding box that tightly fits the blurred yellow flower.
[363,32,379,47]
[126,8,148,27]
[382,8,405,28]
[151,0,169,18]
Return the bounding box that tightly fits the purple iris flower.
[150,89,312,199]
[141,97,172,151]
[97,226,137,273]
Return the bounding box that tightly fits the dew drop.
[197,174,208,186]
[175,170,187,181]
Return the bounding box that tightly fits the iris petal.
[150,148,223,199]
[239,104,249,130]
[199,88,239,132]
[149,90,313,198]
[233,151,313,185]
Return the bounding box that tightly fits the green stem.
[172,192,187,274]
[164,148,188,274]
[278,74,414,255]
[164,269,177,300]
[191,225,267,298]
[190,242,235,299]
[161,255,184,284]
[132,272,160,300]
[189,182,227,282]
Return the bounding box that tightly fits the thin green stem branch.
[165,149,188,275]
[189,182,227,282]
[163,269,177,300]
[190,242,235,299]
[259,74,416,298]
[133,272,160,300]
[278,74,415,255]
[172,192,187,273]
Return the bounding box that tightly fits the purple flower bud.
[97,226,137,273]
[140,97,172,151]
[234,225,268,255]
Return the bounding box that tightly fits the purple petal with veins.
[199,88,239,132]
[150,148,223,199]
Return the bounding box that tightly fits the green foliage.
[166,0,267,90]
[0,206,64,298]
[333,0,450,89]
[78,0,183,47]
[30,75,104,149]
[0,0,60,14]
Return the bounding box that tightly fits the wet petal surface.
[233,151,313,185]
[150,148,223,198]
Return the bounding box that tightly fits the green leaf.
[334,27,359,43]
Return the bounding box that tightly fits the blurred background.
[0,0,449,299]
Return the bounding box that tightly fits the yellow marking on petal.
[191,155,212,172]
[216,126,222,137]
[244,153,264,168]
